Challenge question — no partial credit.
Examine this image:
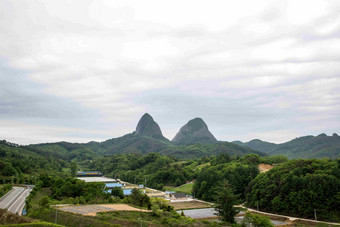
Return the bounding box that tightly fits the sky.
[0,0,340,145]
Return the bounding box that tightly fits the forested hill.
[233,139,278,153]
[24,132,264,161]
[0,140,68,179]
[233,133,340,159]
[15,113,265,160]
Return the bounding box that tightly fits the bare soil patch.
[58,204,150,216]
[99,204,150,212]
[169,201,212,210]
[259,163,274,173]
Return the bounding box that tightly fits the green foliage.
[163,141,265,159]
[70,161,77,178]
[25,131,265,162]
[51,177,109,203]
[214,181,240,223]
[166,182,194,195]
[128,188,151,209]
[0,183,12,197]
[246,159,340,222]
[0,141,68,180]
[269,134,340,159]
[111,187,124,199]
[233,139,277,153]
[240,154,260,165]
[193,157,259,201]
[242,212,274,227]
[87,153,196,189]
[235,134,340,159]
[259,155,288,164]
[39,195,50,208]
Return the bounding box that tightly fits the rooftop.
[77,177,117,183]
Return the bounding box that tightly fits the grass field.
[164,183,193,195]
[169,201,212,210]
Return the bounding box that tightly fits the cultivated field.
[169,200,212,210]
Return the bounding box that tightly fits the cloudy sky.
[1,0,340,145]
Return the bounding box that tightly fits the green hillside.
[269,133,340,159]
[26,132,265,162]
[246,159,340,222]
[0,140,69,183]
[233,133,340,159]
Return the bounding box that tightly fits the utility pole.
[144,178,147,188]
[138,217,142,227]
[314,209,317,221]
[257,201,259,211]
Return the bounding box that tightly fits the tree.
[214,181,240,223]
[130,188,142,206]
[39,195,50,208]
[111,187,124,199]
[243,212,274,227]
[70,161,77,178]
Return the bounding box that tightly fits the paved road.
[0,186,31,215]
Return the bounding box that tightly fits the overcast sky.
[1,0,340,145]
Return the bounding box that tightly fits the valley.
[0,113,340,226]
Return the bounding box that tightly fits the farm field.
[169,200,212,210]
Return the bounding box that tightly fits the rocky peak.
[135,113,164,139]
[172,117,217,145]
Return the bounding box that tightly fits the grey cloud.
[0,0,339,144]
[0,60,102,128]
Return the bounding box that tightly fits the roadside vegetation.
[0,183,12,197]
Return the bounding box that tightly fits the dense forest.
[0,140,69,183]
[27,133,264,160]
[193,154,260,201]
[246,159,340,222]
[1,131,340,224]
[86,152,198,189]
[234,133,340,159]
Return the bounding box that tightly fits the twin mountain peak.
[135,113,217,145]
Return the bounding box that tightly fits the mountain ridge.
[232,133,340,159]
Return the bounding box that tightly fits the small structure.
[76,171,102,177]
[77,176,118,183]
[165,191,176,200]
[105,183,123,189]
[173,192,187,200]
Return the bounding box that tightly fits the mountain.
[86,132,171,156]
[172,118,217,145]
[135,113,167,141]
[233,133,340,159]
[23,114,264,160]
[232,139,278,153]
